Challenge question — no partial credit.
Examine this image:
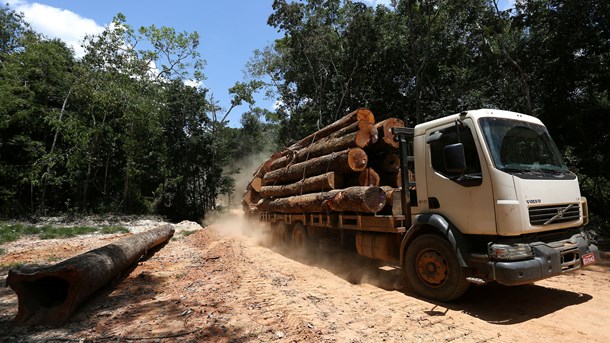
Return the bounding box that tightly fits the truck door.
[425,119,496,235]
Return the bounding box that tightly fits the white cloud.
[184,79,204,89]
[356,0,393,8]
[272,99,284,111]
[7,0,104,57]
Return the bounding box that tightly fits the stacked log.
[243,108,408,215]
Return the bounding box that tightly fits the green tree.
[512,0,610,219]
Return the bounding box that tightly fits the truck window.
[479,117,574,180]
[429,124,482,185]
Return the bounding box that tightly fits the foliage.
[2,1,608,236]
[251,0,610,232]
[0,8,274,222]
[0,222,129,244]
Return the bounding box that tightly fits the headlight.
[489,243,533,261]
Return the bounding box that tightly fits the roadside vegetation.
[0,222,128,249]
[1,1,608,241]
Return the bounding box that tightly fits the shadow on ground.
[273,242,599,326]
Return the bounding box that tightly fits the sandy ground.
[1,214,609,342]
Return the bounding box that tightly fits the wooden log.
[258,172,343,198]
[262,148,368,186]
[6,225,175,326]
[332,119,379,143]
[287,108,375,151]
[371,118,404,150]
[359,168,380,186]
[379,168,415,188]
[257,186,386,213]
[250,177,263,193]
[369,153,400,173]
[326,186,386,212]
[381,186,398,213]
[380,170,402,188]
[267,120,377,172]
[347,168,380,186]
[243,188,261,206]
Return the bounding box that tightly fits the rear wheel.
[274,222,291,247]
[404,234,470,301]
[292,222,309,257]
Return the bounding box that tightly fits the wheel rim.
[416,249,448,287]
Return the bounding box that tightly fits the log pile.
[243,108,408,215]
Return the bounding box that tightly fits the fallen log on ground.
[5,225,175,326]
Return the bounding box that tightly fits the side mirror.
[444,143,466,173]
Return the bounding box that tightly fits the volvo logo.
[544,204,574,225]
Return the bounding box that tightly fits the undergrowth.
[0,222,129,247]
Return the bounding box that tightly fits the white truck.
[257,109,599,301]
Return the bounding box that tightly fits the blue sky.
[6,0,514,127]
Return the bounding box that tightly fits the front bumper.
[488,234,599,286]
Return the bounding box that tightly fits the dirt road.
[1,216,609,342]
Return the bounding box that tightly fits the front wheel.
[404,234,470,301]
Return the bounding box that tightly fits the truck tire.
[275,222,291,247]
[404,234,469,301]
[292,222,309,257]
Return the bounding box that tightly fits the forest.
[1,0,608,238]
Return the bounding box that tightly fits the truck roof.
[413,109,543,136]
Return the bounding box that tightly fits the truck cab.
[397,109,599,300]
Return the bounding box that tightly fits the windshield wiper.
[539,168,568,175]
[500,167,539,174]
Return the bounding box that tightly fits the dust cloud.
[205,148,275,246]
[207,208,405,293]
[205,147,404,293]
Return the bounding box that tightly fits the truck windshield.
[479,117,569,176]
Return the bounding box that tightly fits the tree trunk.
[369,118,404,150]
[347,168,380,186]
[249,177,263,193]
[258,172,342,198]
[262,148,367,186]
[380,170,402,188]
[257,186,386,213]
[267,120,377,172]
[242,188,261,206]
[370,153,400,173]
[287,108,374,151]
[381,186,398,213]
[6,225,175,326]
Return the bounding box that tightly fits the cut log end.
[250,177,263,192]
[355,121,378,148]
[376,118,405,149]
[355,108,375,124]
[361,187,387,212]
[347,148,368,172]
[383,154,400,172]
[358,168,380,186]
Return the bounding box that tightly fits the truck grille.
[529,203,580,226]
